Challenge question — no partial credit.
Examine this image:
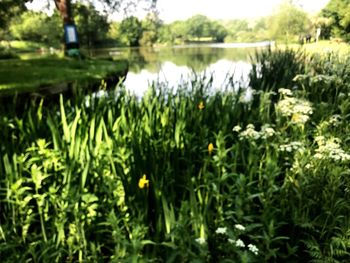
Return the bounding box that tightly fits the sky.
[27,0,331,23]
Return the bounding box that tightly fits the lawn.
[0,57,128,93]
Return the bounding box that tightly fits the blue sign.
[64,25,78,44]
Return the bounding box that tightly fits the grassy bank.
[0,58,128,93]
[0,49,350,262]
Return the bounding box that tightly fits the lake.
[92,42,272,96]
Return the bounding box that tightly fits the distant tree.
[169,21,188,42]
[322,0,350,39]
[119,16,143,46]
[139,12,162,46]
[222,19,250,42]
[74,3,109,48]
[9,11,61,46]
[0,0,27,30]
[268,1,311,42]
[186,15,212,40]
[210,22,228,42]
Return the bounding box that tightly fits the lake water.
[92,43,271,96]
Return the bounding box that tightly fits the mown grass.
[0,49,350,262]
[0,58,128,92]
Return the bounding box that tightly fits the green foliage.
[119,16,143,46]
[73,3,110,48]
[9,11,62,46]
[267,1,311,42]
[0,0,26,30]
[0,46,19,60]
[1,49,350,262]
[322,0,350,40]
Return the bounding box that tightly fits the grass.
[0,57,128,92]
[275,40,350,56]
[0,48,350,262]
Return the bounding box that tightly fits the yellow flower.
[198,101,205,110]
[138,175,149,189]
[208,143,214,155]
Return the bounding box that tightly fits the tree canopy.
[322,0,350,39]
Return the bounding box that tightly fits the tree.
[322,0,350,39]
[9,11,61,46]
[0,0,156,54]
[74,3,109,48]
[0,0,27,30]
[119,16,143,46]
[139,12,162,46]
[186,15,212,40]
[267,1,311,42]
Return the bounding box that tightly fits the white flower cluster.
[260,124,276,139]
[276,91,313,124]
[248,244,259,255]
[234,224,246,231]
[228,238,245,247]
[278,88,293,97]
[314,136,350,162]
[234,124,276,141]
[239,124,260,140]
[328,115,342,127]
[215,227,227,234]
[279,141,305,153]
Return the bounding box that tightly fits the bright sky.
[156,0,330,22]
[27,0,330,22]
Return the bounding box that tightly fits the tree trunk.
[54,0,80,56]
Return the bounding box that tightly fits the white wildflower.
[195,237,206,245]
[239,124,260,140]
[235,239,245,248]
[248,244,259,255]
[260,124,276,139]
[313,137,350,162]
[215,227,227,235]
[232,125,242,133]
[234,224,246,231]
[276,96,313,125]
[328,115,341,126]
[279,141,304,153]
[278,88,293,97]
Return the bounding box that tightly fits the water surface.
[93,43,270,96]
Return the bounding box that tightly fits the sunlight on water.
[123,59,252,96]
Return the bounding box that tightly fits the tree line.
[1,0,349,49]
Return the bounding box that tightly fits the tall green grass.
[0,49,350,262]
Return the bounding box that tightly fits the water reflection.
[92,44,269,96]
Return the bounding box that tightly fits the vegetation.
[1,49,350,262]
[0,58,128,92]
[1,0,349,51]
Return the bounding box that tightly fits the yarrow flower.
[232,125,242,133]
[215,227,227,235]
[198,101,205,110]
[248,244,259,255]
[239,124,260,140]
[138,175,149,189]
[279,141,304,153]
[260,124,276,139]
[314,137,350,162]
[234,224,246,231]
[208,143,214,155]
[195,237,206,245]
[276,96,313,125]
[235,239,245,248]
[278,88,293,97]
